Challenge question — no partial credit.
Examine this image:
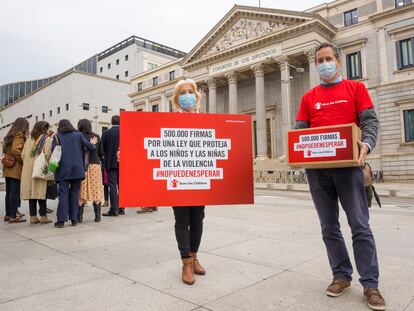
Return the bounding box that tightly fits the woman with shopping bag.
[52,119,97,228]
[20,121,53,224]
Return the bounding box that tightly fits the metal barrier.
[255,169,384,184]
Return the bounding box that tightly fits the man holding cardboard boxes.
[295,43,385,311]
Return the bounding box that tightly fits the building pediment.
[181,5,336,69]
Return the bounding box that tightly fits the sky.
[0,0,328,85]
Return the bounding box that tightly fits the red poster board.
[119,112,254,207]
[287,123,360,169]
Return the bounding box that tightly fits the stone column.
[225,72,238,114]
[251,63,268,160]
[306,48,319,89]
[160,93,168,112]
[274,55,291,155]
[199,86,208,113]
[376,0,383,11]
[144,97,150,112]
[378,27,389,84]
[206,78,217,114]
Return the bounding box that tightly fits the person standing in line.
[101,115,122,216]
[20,121,53,224]
[2,117,29,223]
[170,79,206,285]
[77,119,104,223]
[295,42,385,311]
[53,119,97,228]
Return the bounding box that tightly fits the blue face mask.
[318,62,337,80]
[178,93,196,111]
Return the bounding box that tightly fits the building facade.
[0,35,186,141]
[0,71,130,139]
[129,1,414,182]
[0,36,186,107]
[96,36,186,82]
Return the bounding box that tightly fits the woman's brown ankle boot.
[40,216,52,224]
[190,252,206,275]
[30,216,40,224]
[181,257,195,285]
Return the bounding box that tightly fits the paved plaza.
[0,189,413,311]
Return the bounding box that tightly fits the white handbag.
[32,151,54,181]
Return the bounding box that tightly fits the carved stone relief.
[204,19,289,56]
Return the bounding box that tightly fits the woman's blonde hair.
[171,78,202,111]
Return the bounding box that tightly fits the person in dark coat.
[52,119,97,228]
[2,117,29,223]
[101,115,122,216]
[77,119,104,223]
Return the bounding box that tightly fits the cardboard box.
[287,123,361,169]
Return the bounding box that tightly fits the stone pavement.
[0,190,413,311]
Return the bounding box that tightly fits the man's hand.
[357,140,369,165]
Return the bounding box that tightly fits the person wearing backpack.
[20,121,53,224]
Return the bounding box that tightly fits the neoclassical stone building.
[129,1,414,182]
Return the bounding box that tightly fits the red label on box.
[288,125,355,165]
[119,112,254,207]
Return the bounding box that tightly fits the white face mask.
[317,62,337,80]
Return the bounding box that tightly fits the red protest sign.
[287,123,361,169]
[119,112,254,207]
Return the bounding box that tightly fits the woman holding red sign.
[171,78,206,285]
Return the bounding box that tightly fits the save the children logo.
[144,128,231,190]
[294,132,347,158]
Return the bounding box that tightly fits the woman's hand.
[90,137,98,145]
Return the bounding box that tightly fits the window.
[344,9,358,26]
[42,113,45,120]
[125,71,129,77]
[49,110,52,117]
[125,55,129,61]
[396,38,414,69]
[35,116,38,122]
[169,70,175,80]
[116,74,119,80]
[346,52,362,80]
[403,109,414,142]
[102,106,109,113]
[82,103,90,111]
[99,67,103,73]
[66,103,69,111]
[395,0,412,8]
[116,59,119,65]
[152,76,158,86]
[152,105,159,112]
[108,63,111,69]
[57,107,60,114]
[148,62,158,70]
[138,82,143,91]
